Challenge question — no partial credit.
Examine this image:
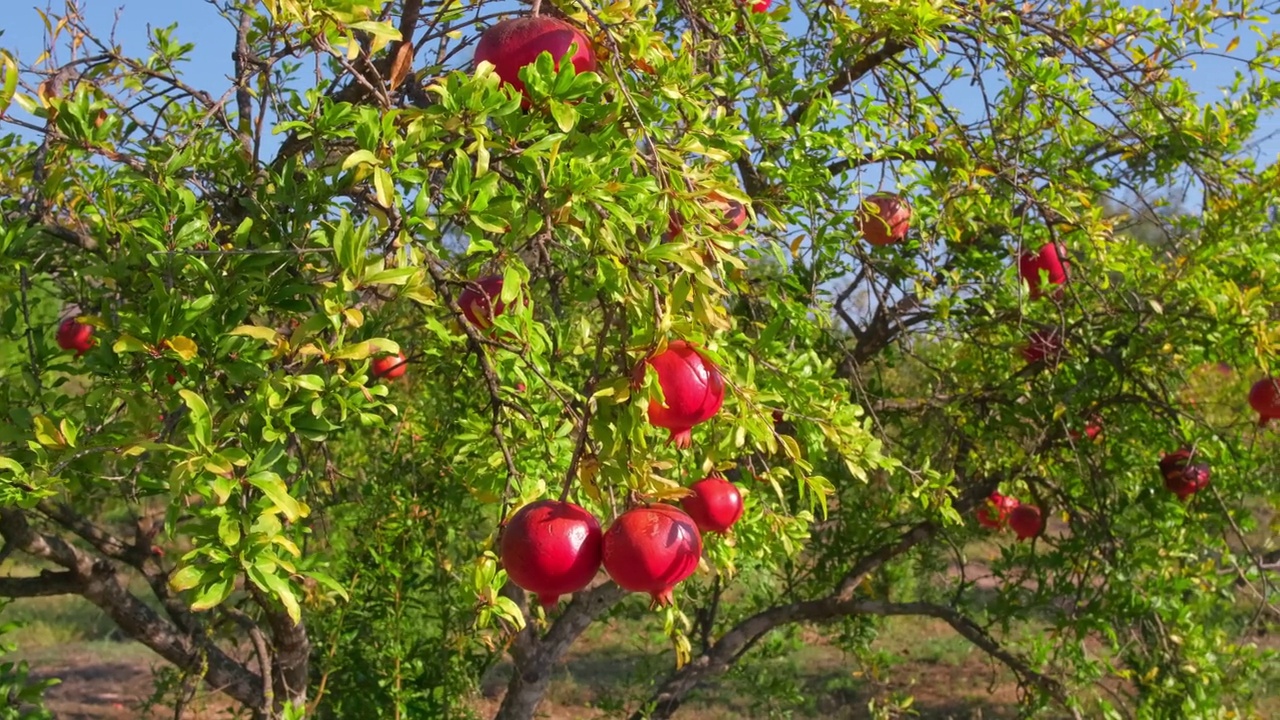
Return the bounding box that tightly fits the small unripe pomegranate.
[1021,328,1064,366]
[1159,447,1211,500]
[371,352,408,380]
[1008,504,1043,541]
[856,193,912,247]
[644,340,726,448]
[680,477,744,534]
[473,17,596,105]
[1018,243,1068,300]
[458,276,508,329]
[976,492,1019,530]
[500,500,603,607]
[602,504,703,607]
[1248,377,1280,427]
[56,317,95,356]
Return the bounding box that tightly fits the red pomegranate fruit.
[976,492,1019,530]
[1159,447,1211,500]
[1021,328,1064,366]
[644,340,726,448]
[371,352,408,380]
[1008,504,1043,541]
[1017,243,1068,300]
[1248,377,1280,427]
[459,276,508,329]
[664,192,749,241]
[749,0,773,11]
[602,504,703,607]
[500,500,603,607]
[473,17,597,105]
[56,317,95,356]
[1068,415,1103,442]
[680,477,744,534]
[856,193,912,247]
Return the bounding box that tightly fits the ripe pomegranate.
[371,352,408,380]
[644,340,725,448]
[56,317,94,356]
[1017,243,1068,300]
[1008,504,1043,541]
[473,17,596,105]
[1068,415,1103,442]
[976,492,1019,530]
[749,0,772,11]
[1159,447,1211,500]
[1248,377,1280,427]
[500,500,603,607]
[856,193,912,247]
[1021,327,1064,366]
[602,504,702,607]
[680,477,744,534]
[458,276,508,329]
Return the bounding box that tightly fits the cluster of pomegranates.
[976,491,1043,540]
[500,475,744,608]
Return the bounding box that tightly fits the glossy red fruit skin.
[681,477,744,534]
[976,492,1019,530]
[856,193,911,247]
[1008,505,1043,540]
[56,317,95,356]
[1248,377,1280,427]
[602,504,703,607]
[750,0,772,11]
[1021,328,1064,366]
[1160,448,1211,500]
[645,340,725,448]
[1018,243,1068,300]
[371,352,408,380]
[459,276,507,329]
[473,17,597,105]
[501,500,603,608]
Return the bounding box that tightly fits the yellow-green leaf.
[229,325,281,343]
[165,335,199,361]
[33,415,65,448]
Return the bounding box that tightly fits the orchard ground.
[8,515,1279,719]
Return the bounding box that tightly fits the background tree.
[1,0,1279,718]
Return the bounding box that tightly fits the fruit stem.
[531,0,542,16]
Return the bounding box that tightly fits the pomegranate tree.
[680,477,744,534]
[1248,377,1280,426]
[602,504,703,607]
[56,316,94,356]
[1008,504,1043,541]
[1159,448,1211,500]
[1018,243,1068,299]
[500,500,603,607]
[458,275,508,329]
[473,17,596,105]
[371,352,408,381]
[855,193,912,247]
[976,492,1020,530]
[644,340,725,448]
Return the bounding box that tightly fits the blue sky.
[2,1,1276,174]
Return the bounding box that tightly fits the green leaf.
[190,576,234,612]
[0,53,17,116]
[178,390,213,449]
[341,149,380,171]
[112,334,150,353]
[32,415,65,448]
[362,266,418,286]
[346,20,402,41]
[247,471,309,522]
[548,100,578,133]
[228,325,281,343]
[168,565,204,593]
